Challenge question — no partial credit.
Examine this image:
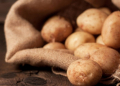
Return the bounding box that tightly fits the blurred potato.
[41,16,73,42]
[67,59,102,86]
[65,31,95,51]
[77,8,108,35]
[102,11,120,48]
[85,0,105,8]
[74,43,120,76]
[99,7,111,15]
[74,27,84,32]
[43,42,66,49]
[96,35,105,45]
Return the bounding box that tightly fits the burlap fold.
[4,0,74,63]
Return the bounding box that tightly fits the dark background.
[0,0,16,23]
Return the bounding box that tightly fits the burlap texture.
[4,0,75,64]
[4,0,96,68]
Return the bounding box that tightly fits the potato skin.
[65,31,95,51]
[96,35,105,45]
[74,43,105,59]
[77,8,108,35]
[75,27,83,32]
[43,42,66,49]
[102,11,120,48]
[41,16,73,42]
[67,59,102,86]
[85,0,105,8]
[74,43,120,76]
[90,47,120,76]
[99,7,111,15]
[112,0,120,9]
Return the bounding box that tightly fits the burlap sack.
[4,0,75,63]
[4,0,94,68]
[4,0,120,85]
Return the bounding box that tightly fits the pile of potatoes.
[41,8,120,86]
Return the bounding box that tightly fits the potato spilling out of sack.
[102,11,120,48]
[74,43,120,77]
[4,0,120,86]
[77,8,108,35]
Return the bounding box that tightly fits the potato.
[96,35,105,45]
[99,7,111,15]
[67,59,102,86]
[74,43,105,59]
[77,8,108,35]
[43,42,66,49]
[41,16,73,42]
[74,43,120,76]
[112,0,120,9]
[74,27,83,32]
[85,0,105,8]
[102,11,120,48]
[65,31,95,51]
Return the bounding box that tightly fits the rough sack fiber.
[4,0,94,67]
[4,0,75,63]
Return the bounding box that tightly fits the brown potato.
[65,31,95,51]
[74,27,83,32]
[112,0,120,9]
[77,8,108,35]
[102,11,120,48]
[74,43,105,59]
[85,0,105,8]
[67,59,102,86]
[43,42,66,49]
[41,16,73,42]
[99,7,111,15]
[74,43,120,76]
[96,35,105,45]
